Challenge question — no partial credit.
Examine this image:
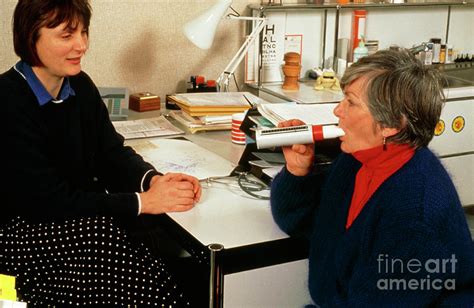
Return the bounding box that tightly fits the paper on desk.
[200,115,232,125]
[168,110,232,134]
[112,116,184,140]
[252,152,286,164]
[262,166,284,179]
[249,160,282,168]
[131,138,235,180]
[258,102,339,126]
[262,81,344,104]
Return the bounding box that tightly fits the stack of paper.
[167,92,270,133]
[168,92,264,117]
[168,110,233,134]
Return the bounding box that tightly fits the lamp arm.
[217,16,267,91]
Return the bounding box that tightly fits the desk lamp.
[184,0,267,92]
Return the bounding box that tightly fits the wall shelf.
[249,1,473,11]
[247,1,473,88]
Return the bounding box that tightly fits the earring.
[383,137,387,151]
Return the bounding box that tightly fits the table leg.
[208,243,224,308]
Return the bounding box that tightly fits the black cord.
[237,173,270,200]
[228,6,240,18]
[233,74,240,91]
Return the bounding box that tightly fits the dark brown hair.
[13,0,92,66]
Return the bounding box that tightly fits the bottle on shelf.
[430,38,442,64]
[446,45,454,63]
[453,52,474,63]
[454,52,462,63]
[353,37,369,63]
[439,44,446,64]
[424,43,433,65]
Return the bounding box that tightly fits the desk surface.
[127,109,245,165]
[168,185,287,249]
[127,109,291,249]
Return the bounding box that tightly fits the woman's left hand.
[152,173,202,203]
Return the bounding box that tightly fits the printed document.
[258,102,339,126]
[112,116,184,140]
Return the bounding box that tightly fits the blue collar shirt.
[14,61,75,106]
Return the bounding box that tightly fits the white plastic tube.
[255,124,345,149]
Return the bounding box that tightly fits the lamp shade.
[183,0,232,50]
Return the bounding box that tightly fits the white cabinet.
[224,259,312,308]
[430,88,474,157]
[429,86,474,206]
[440,154,474,206]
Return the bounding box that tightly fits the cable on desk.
[236,172,270,200]
[201,173,270,200]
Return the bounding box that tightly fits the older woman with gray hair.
[271,48,474,306]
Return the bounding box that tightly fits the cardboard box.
[129,92,161,112]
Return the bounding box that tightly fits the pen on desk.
[242,94,253,107]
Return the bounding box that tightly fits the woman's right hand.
[278,119,315,177]
[139,173,201,215]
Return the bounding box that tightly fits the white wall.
[0,0,259,99]
[1,2,473,97]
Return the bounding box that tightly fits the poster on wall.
[260,12,286,83]
[284,34,303,62]
[245,12,286,84]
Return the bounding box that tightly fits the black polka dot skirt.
[0,216,190,307]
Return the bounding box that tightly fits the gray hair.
[340,48,445,148]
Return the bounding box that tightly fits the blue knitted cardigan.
[271,147,474,307]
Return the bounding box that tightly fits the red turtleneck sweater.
[345,143,415,229]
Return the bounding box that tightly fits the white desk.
[169,186,284,248]
[126,110,311,307]
[166,184,313,307]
